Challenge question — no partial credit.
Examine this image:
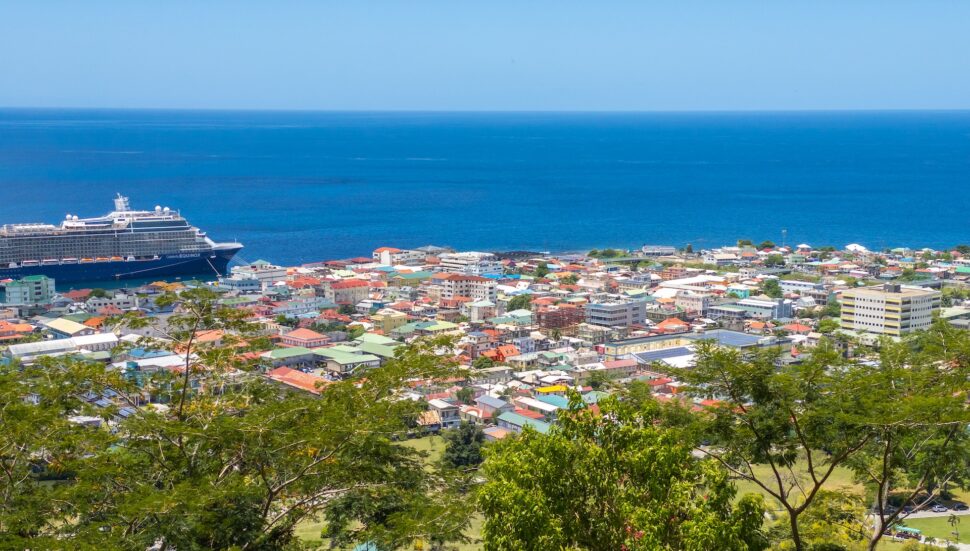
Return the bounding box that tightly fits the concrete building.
[86,292,140,311]
[735,296,793,320]
[372,247,426,266]
[437,252,503,276]
[585,300,647,327]
[325,279,370,305]
[840,284,941,336]
[3,275,55,306]
[432,274,497,302]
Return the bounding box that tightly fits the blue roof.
[634,346,695,363]
[688,329,763,348]
[536,394,570,409]
[475,395,508,409]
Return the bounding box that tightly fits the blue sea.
[1,109,969,266]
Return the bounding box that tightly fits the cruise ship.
[0,195,242,284]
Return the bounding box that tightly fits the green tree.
[759,241,776,250]
[762,278,783,298]
[534,262,550,278]
[685,243,694,254]
[472,355,495,370]
[456,386,475,405]
[817,318,840,334]
[764,254,785,267]
[2,289,472,550]
[442,421,485,469]
[89,288,110,298]
[559,273,578,285]
[505,294,532,312]
[338,304,357,315]
[478,395,768,551]
[585,370,611,390]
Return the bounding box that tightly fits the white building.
[437,252,503,276]
[840,284,940,336]
[585,300,647,327]
[372,247,426,266]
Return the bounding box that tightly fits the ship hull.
[0,248,240,284]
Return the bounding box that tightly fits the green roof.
[497,412,551,434]
[313,348,381,365]
[355,333,398,345]
[264,347,313,359]
[354,341,399,358]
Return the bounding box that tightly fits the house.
[266,367,328,395]
[260,347,317,369]
[496,411,551,434]
[427,399,461,429]
[314,346,382,376]
[281,328,330,348]
[325,279,370,305]
[43,318,96,338]
[474,395,514,419]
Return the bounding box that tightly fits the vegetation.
[442,422,486,469]
[762,278,783,298]
[0,289,471,550]
[587,248,625,259]
[505,294,532,312]
[478,396,768,550]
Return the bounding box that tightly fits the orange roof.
[373,247,402,253]
[284,328,326,340]
[83,317,105,328]
[267,367,328,395]
[194,329,225,343]
[656,318,689,330]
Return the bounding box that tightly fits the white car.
[931,504,949,513]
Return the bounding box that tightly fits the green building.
[3,275,56,306]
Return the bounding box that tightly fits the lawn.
[896,515,969,544]
[731,454,862,512]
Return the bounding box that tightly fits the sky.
[1,1,969,111]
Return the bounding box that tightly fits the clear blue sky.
[2,1,969,111]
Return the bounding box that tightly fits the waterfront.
[2,109,970,265]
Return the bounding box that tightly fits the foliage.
[89,288,110,299]
[764,254,785,267]
[762,278,783,298]
[817,318,840,334]
[585,369,612,390]
[534,262,550,278]
[442,422,485,469]
[472,356,495,370]
[505,294,532,312]
[0,288,472,550]
[759,241,776,250]
[559,273,578,285]
[456,386,475,405]
[478,395,769,551]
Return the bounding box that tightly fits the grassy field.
[732,454,863,511]
[895,515,968,544]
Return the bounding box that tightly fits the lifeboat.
[110,256,123,261]
[80,258,94,263]
[21,260,40,267]
[41,259,59,265]
[95,257,110,262]
[62,258,78,264]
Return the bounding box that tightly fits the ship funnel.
[114,194,131,212]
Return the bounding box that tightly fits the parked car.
[931,504,949,513]
[951,502,969,511]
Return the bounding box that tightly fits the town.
[2,240,968,549]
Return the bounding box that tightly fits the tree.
[738,239,754,247]
[759,241,776,250]
[762,278,783,298]
[585,370,611,390]
[764,254,785,267]
[442,421,485,469]
[817,318,840,334]
[456,386,475,405]
[338,304,357,315]
[685,243,693,254]
[534,262,549,278]
[472,355,495,370]
[1,289,472,550]
[505,294,532,312]
[681,329,970,551]
[559,273,578,285]
[478,395,768,551]
[821,299,841,319]
[89,288,110,298]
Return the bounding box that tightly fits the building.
[674,292,713,317]
[840,284,941,336]
[432,274,497,302]
[372,247,426,265]
[86,292,140,311]
[585,300,647,327]
[779,279,824,295]
[437,252,503,276]
[536,304,586,329]
[280,328,330,348]
[371,308,408,334]
[325,279,370,305]
[734,297,794,320]
[3,275,55,306]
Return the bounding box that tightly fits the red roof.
[374,247,402,253]
[331,279,369,289]
[267,367,328,395]
[284,328,326,340]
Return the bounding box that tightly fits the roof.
[43,318,91,335]
[284,328,327,340]
[475,395,509,409]
[263,346,314,360]
[266,367,328,395]
[497,411,551,434]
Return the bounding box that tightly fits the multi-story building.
[536,304,586,329]
[779,279,824,295]
[840,284,940,336]
[430,274,498,302]
[437,252,503,276]
[325,279,370,305]
[372,247,427,266]
[585,300,647,327]
[674,292,713,317]
[2,275,55,306]
[734,297,793,320]
[86,292,140,311]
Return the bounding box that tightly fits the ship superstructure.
[0,195,242,283]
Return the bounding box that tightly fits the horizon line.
[3,106,970,115]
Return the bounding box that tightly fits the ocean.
[1,109,969,266]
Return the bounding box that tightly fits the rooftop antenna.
[113,193,131,212]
